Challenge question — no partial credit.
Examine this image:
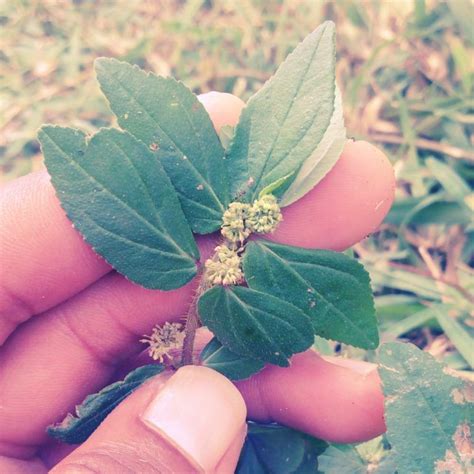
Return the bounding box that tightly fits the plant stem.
[181,299,199,366]
[181,278,207,366]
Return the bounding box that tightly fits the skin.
[0,92,395,472]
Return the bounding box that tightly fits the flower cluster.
[204,245,244,286]
[221,202,251,243]
[246,194,283,234]
[221,194,282,244]
[140,322,185,363]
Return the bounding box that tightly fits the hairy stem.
[181,278,206,366]
[181,300,199,366]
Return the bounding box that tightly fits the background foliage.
[1,0,473,467]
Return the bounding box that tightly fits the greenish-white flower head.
[140,322,185,363]
[221,202,252,243]
[221,195,282,244]
[204,245,244,286]
[247,194,283,234]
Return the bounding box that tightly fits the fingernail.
[141,366,246,472]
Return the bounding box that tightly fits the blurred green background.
[1,0,473,373]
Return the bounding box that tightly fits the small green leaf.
[236,422,328,474]
[426,157,471,204]
[434,307,474,369]
[200,337,265,380]
[95,58,229,234]
[227,22,337,201]
[198,285,314,366]
[48,364,164,444]
[280,85,346,207]
[385,194,472,227]
[218,124,235,151]
[382,304,442,338]
[39,126,199,290]
[258,171,295,199]
[243,240,378,350]
[318,444,367,474]
[319,439,396,474]
[379,342,473,474]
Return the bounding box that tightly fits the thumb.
[51,366,247,473]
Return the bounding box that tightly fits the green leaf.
[243,240,378,350]
[385,195,471,227]
[198,285,314,366]
[258,171,295,199]
[95,58,229,234]
[319,438,395,474]
[218,124,235,152]
[447,0,474,46]
[227,22,337,201]
[379,342,474,474]
[236,422,328,474]
[48,364,164,444]
[280,85,346,207]
[200,337,265,380]
[367,262,468,308]
[318,444,367,474]
[39,126,199,290]
[434,307,474,369]
[382,304,442,338]
[426,157,471,204]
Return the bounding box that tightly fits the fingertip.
[237,350,385,443]
[269,140,395,250]
[198,91,245,132]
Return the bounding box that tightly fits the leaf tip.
[322,20,335,29]
[367,336,380,350]
[94,56,115,73]
[37,124,52,141]
[317,20,336,36]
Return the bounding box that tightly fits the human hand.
[0,92,395,472]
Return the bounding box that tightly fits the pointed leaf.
[236,422,328,474]
[434,307,474,368]
[95,58,229,234]
[198,285,313,366]
[218,124,235,151]
[319,440,396,474]
[280,85,346,206]
[318,444,367,474]
[379,343,473,474]
[48,364,164,444]
[426,157,471,204]
[227,22,336,201]
[258,171,295,199]
[39,126,199,290]
[200,337,265,380]
[243,240,378,349]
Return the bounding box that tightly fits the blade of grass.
[433,306,474,368]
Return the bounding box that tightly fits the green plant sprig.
[39,21,379,376]
[41,23,473,473]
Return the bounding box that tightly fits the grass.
[1,0,473,376]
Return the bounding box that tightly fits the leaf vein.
[44,132,191,260]
[250,28,325,194]
[110,73,225,213]
[259,245,371,343]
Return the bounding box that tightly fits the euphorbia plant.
[40,21,377,376]
[37,21,472,473]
